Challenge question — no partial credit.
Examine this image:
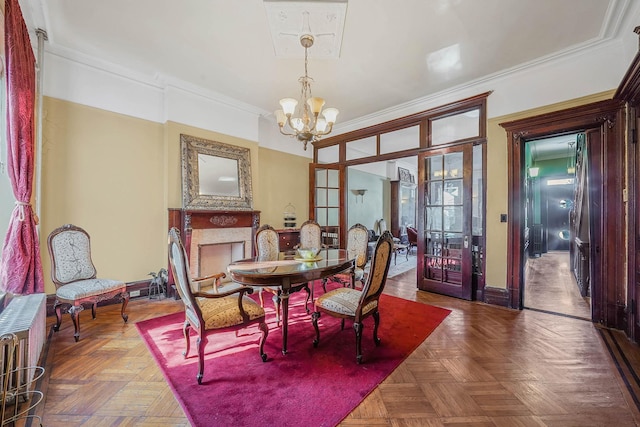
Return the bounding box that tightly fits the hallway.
[524,251,591,320]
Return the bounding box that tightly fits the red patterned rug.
[136,283,450,427]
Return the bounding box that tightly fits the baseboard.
[483,286,510,308]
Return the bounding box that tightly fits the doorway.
[522,134,591,319]
[501,99,625,329]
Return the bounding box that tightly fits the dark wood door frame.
[500,99,625,329]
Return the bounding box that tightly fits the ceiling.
[22,0,631,127]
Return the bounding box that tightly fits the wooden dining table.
[227,248,355,355]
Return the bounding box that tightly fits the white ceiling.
[21,0,633,125]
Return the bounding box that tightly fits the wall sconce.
[529,167,539,177]
[351,189,367,203]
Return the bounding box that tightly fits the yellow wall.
[483,90,616,289]
[41,98,165,292]
[256,147,311,228]
[40,98,309,294]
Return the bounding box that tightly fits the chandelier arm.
[278,124,296,137]
[314,121,335,137]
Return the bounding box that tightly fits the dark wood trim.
[483,286,510,307]
[500,99,626,331]
[313,92,492,153]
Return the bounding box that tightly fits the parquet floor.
[33,265,640,426]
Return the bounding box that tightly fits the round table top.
[227,248,354,287]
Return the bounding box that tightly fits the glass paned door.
[312,165,341,248]
[419,145,475,299]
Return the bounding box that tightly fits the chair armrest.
[193,285,254,299]
[192,272,226,293]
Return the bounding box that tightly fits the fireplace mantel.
[167,209,260,295]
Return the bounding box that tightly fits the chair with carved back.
[255,224,311,325]
[47,224,129,342]
[311,230,394,364]
[295,219,325,251]
[168,227,268,384]
[325,223,369,289]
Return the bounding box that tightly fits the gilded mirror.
[181,134,253,210]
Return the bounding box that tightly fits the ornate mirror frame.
[181,134,253,210]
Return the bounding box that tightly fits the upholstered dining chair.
[255,224,311,324]
[326,223,369,289]
[168,227,268,384]
[47,224,129,342]
[295,219,325,250]
[311,230,394,364]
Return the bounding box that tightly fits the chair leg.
[91,303,97,319]
[53,301,63,332]
[182,321,191,358]
[69,304,84,342]
[196,336,205,385]
[272,293,281,327]
[372,310,381,346]
[354,321,363,364]
[259,289,265,307]
[258,321,269,362]
[322,278,327,293]
[120,291,130,323]
[311,311,321,347]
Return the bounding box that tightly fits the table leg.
[281,278,290,355]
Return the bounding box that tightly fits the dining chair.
[311,230,394,364]
[326,223,369,289]
[255,224,310,324]
[47,224,129,342]
[168,227,268,384]
[295,219,324,250]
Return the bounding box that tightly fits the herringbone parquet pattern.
[36,266,640,426]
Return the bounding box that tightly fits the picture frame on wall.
[398,167,411,183]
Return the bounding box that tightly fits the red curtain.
[0,0,43,294]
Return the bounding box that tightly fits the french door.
[310,164,343,248]
[418,144,481,300]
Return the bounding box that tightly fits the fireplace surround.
[167,209,260,297]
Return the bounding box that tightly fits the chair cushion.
[197,295,265,330]
[315,287,377,317]
[56,278,125,300]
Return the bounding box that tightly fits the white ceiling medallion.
[263,0,347,59]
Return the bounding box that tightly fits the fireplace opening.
[198,241,246,280]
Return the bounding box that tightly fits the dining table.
[227,248,355,355]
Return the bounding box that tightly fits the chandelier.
[275,33,339,151]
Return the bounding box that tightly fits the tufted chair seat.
[47,224,129,342]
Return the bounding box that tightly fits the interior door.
[419,145,474,299]
[310,164,343,248]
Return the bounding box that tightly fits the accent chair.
[168,227,268,384]
[311,230,394,364]
[407,226,418,254]
[47,224,129,342]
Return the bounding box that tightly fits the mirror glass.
[181,134,253,210]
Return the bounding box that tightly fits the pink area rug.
[136,283,450,427]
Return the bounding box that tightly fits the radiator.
[0,293,46,393]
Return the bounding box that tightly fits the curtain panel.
[0,0,43,294]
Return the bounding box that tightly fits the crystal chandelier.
[275,33,339,151]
